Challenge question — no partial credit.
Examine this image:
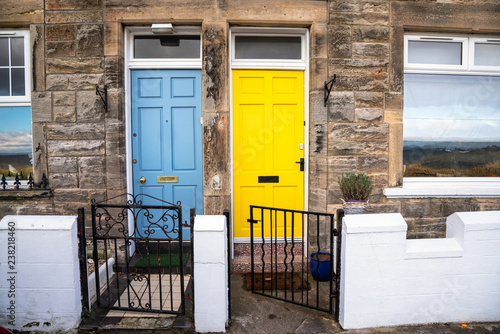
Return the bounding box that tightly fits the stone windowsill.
[0,188,52,199]
[384,177,500,198]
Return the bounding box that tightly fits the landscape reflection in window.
[403,74,500,177]
[0,107,33,180]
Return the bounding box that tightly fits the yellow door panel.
[273,104,298,171]
[238,104,265,171]
[233,70,304,239]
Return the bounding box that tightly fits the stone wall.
[323,0,500,238]
[0,0,329,234]
[1,0,113,229]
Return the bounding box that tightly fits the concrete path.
[228,274,500,334]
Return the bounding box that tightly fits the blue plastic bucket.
[310,252,332,281]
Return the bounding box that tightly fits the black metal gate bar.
[77,207,89,312]
[248,205,340,316]
[223,209,232,320]
[335,209,344,321]
[89,193,190,315]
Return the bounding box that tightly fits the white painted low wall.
[193,215,229,333]
[88,257,115,306]
[340,211,500,329]
[0,215,82,333]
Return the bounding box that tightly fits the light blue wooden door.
[132,70,203,239]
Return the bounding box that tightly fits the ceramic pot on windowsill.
[341,199,368,215]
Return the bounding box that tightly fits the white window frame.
[404,34,500,76]
[470,37,500,73]
[0,29,32,188]
[385,33,500,199]
[404,34,469,73]
[231,27,308,70]
[0,29,31,105]
[126,26,202,69]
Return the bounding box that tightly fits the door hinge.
[200,117,203,125]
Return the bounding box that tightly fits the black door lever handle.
[296,158,304,171]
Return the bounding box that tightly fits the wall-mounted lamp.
[151,23,174,34]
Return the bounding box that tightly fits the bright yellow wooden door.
[233,70,304,239]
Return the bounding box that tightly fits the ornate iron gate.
[248,205,342,319]
[89,193,193,314]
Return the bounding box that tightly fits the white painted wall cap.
[194,215,227,232]
[343,213,407,234]
[0,215,77,230]
[406,238,463,259]
[450,211,500,231]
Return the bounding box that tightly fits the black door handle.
[296,158,304,171]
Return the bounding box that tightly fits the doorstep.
[232,242,304,274]
[79,311,193,332]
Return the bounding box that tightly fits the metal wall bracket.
[324,74,337,107]
[96,85,108,111]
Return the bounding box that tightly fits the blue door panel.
[139,77,163,97]
[139,107,163,170]
[171,77,195,97]
[172,107,196,170]
[132,70,203,240]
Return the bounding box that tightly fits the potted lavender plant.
[338,172,374,214]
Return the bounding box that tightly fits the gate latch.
[247,219,258,224]
[296,158,304,171]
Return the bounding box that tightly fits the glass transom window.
[403,35,500,178]
[134,35,201,59]
[234,36,301,60]
[230,28,307,69]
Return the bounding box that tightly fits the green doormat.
[135,253,190,268]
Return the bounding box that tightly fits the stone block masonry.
[322,0,393,220]
[324,0,500,239]
[0,0,126,224]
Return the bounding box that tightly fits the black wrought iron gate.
[248,205,343,319]
[86,193,193,315]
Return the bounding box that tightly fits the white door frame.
[124,26,202,243]
[229,26,310,245]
